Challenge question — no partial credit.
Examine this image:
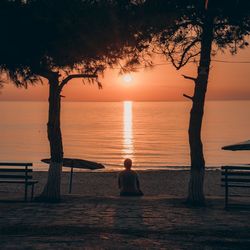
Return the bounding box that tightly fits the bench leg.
[25,184,28,202]
[225,183,228,209]
[69,167,73,193]
[31,184,35,201]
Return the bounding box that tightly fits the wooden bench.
[0,162,38,201]
[221,166,250,208]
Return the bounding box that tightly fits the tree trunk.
[39,72,63,202]
[186,11,214,206]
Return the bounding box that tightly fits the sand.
[34,169,223,198]
[0,169,232,199]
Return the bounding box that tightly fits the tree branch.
[165,38,201,70]
[180,51,201,68]
[177,39,200,69]
[59,73,97,91]
[183,93,194,101]
[166,46,180,69]
[182,74,197,82]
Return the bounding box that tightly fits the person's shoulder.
[130,170,138,176]
[119,170,126,176]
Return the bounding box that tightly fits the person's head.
[124,158,132,170]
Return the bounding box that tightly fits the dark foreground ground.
[0,195,250,250]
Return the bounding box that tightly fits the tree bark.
[39,72,63,202]
[186,11,214,206]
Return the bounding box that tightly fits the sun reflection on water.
[123,101,133,159]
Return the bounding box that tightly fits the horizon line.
[0,99,250,103]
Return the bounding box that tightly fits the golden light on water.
[123,101,133,159]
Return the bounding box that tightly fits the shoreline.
[34,165,223,172]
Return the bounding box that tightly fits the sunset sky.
[1,47,250,102]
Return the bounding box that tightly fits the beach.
[46,169,224,197]
[2,197,250,250]
[0,169,223,199]
[0,170,250,249]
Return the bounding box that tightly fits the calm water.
[0,101,249,171]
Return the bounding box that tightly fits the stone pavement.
[0,195,250,249]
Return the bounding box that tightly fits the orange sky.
[1,47,250,102]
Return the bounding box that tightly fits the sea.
[0,101,249,171]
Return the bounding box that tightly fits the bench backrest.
[221,166,250,187]
[0,163,33,180]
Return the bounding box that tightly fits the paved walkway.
[0,196,250,249]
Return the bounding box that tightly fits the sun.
[123,74,133,84]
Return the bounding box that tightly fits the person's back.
[118,158,143,196]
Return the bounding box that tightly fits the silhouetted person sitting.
[118,158,143,196]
